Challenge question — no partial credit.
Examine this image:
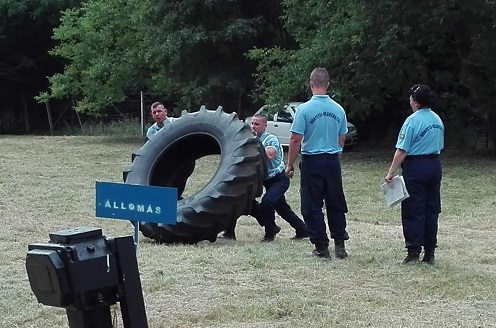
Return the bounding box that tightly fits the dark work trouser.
[251,171,306,235]
[401,156,442,252]
[300,154,349,246]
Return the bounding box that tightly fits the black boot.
[334,239,348,259]
[221,219,237,240]
[312,243,331,259]
[261,224,281,242]
[403,249,420,264]
[422,248,435,265]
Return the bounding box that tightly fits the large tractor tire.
[123,106,266,244]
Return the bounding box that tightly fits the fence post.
[45,102,54,136]
[140,91,145,137]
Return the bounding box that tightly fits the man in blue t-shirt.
[146,102,175,138]
[252,114,308,241]
[285,67,350,259]
[146,102,194,199]
[222,114,308,242]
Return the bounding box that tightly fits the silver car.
[246,102,358,148]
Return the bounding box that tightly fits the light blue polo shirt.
[146,117,175,138]
[259,131,285,179]
[396,108,444,155]
[290,95,348,155]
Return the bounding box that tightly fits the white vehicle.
[246,102,358,148]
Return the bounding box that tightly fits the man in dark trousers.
[285,68,350,259]
[223,113,308,241]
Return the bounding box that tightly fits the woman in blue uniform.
[385,85,444,264]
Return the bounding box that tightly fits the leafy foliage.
[40,0,286,115]
[3,0,496,150]
[249,0,371,116]
[38,0,149,113]
[0,0,80,132]
[250,0,496,146]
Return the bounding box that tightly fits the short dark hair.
[253,113,267,121]
[310,68,329,88]
[151,102,163,109]
[409,84,434,108]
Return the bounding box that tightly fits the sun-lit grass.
[0,136,495,328]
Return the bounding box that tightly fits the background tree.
[0,0,80,133]
[3,0,496,152]
[250,0,496,150]
[39,0,287,118]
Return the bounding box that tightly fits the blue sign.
[95,181,177,224]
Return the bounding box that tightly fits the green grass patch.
[1,136,495,327]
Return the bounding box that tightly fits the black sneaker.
[261,225,281,242]
[403,249,420,264]
[422,248,434,265]
[312,248,331,259]
[421,255,435,265]
[312,243,331,259]
[291,231,309,240]
[334,240,348,259]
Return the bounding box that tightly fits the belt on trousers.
[268,169,285,179]
[301,153,339,159]
[405,154,439,160]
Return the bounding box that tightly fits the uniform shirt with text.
[396,108,444,155]
[290,95,348,155]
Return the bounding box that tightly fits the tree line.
[1,0,495,152]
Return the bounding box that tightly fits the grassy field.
[1,135,495,328]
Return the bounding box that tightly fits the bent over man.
[223,113,308,242]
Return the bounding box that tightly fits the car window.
[276,110,293,123]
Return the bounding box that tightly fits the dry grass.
[1,136,495,328]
